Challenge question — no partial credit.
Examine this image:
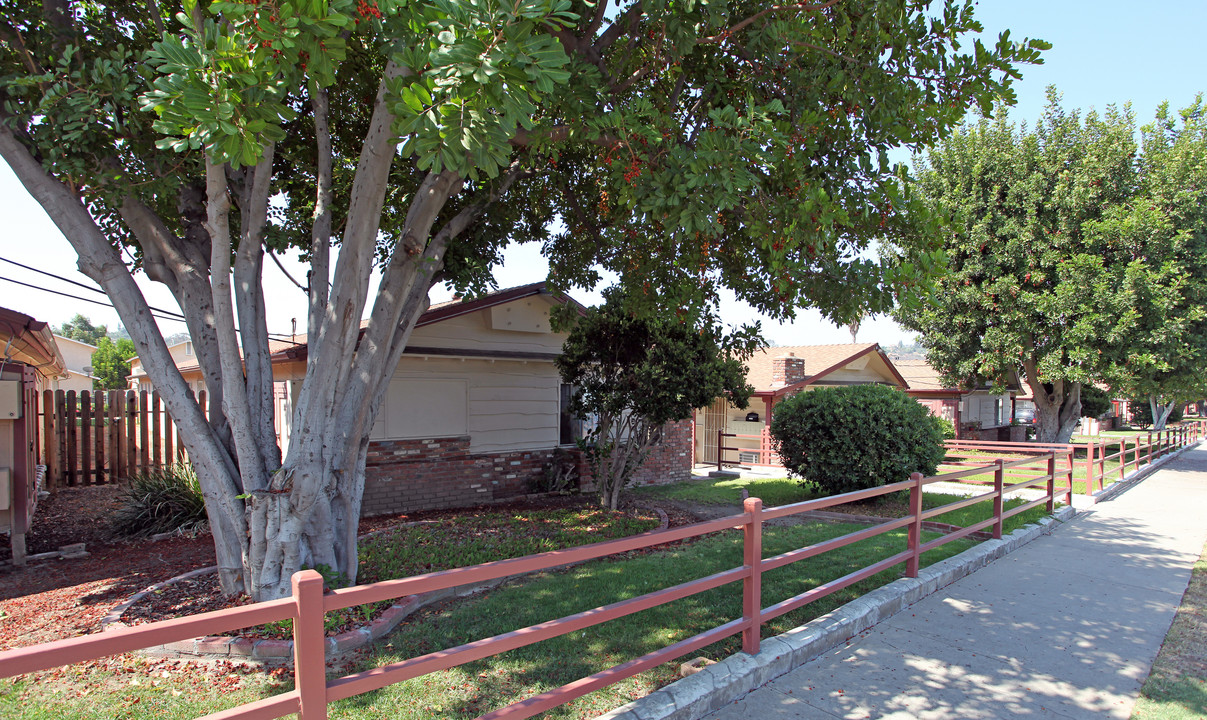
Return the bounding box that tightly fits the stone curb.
[102,506,669,665]
[594,504,1077,720]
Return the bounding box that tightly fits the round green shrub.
[770,384,946,495]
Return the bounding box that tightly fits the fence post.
[1084,442,1095,498]
[906,471,924,578]
[292,569,328,720]
[1117,439,1125,482]
[742,497,763,655]
[992,459,1004,539]
[1064,449,1074,507]
[716,429,723,473]
[1046,452,1056,514]
[1146,431,1153,465]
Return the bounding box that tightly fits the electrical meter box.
[0,381,22,420]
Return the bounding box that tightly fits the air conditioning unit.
[738,451,760,465]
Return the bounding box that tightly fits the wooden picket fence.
[38,389,206,489]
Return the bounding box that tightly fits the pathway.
[708,444,1207,719]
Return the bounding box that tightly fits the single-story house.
[267,282,690,514]
[895,359,1023,440]
[128,339,208,393]
[50,335,98,392]
[694,343,910,468]
[0,306,68,565]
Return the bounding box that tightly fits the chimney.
[771,352,807,387]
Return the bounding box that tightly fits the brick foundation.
[362,420,694,516]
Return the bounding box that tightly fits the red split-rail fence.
[0,441,1138,720]
[38,389,207,489]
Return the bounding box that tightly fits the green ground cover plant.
[0,521,977,720]
[110,464,208,539]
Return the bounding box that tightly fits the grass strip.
[1132,535,1207,720]
[632,475,1054,531]
[0,520,982,720]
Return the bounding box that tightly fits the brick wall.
[628,419,693,487]
[361,420,694,515]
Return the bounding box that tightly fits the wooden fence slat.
[55,390,67,488]
[139,391,150,473]
[41,390,55,492]
[65,391,78,487]
[109,391,121,481]
[126,391,138,477]
[164,405,175,466]
[152,390,162,469]
[93,391,105,484]
[80,390,93,485]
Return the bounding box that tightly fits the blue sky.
[1,1,1204,345]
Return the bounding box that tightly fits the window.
[184,341,194,356]
[559,383,585,445]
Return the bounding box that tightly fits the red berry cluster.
[623,157,642,184]
[356,0,383,19]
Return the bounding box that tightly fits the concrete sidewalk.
[709,444,1207,720]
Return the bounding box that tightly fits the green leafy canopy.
[2,0,1049,323]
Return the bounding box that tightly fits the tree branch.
[233,143,279,475]
[204,155,268,491]
[699,0,841,44]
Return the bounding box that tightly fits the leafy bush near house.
[110,464,208,538]
[770,384,946,495]
[935,416,956,440]
[1080,385,1114,419]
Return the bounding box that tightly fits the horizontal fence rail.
[2,422,1203,719]
[944,419,1205,500]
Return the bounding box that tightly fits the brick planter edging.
[101,506,669,665]
[593,505,1078,720]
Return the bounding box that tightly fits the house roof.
[129,339,296,379]
[744,343,909,395]
[896,358,1024,395]
[271,281,581,363]
[0,306,67,377]
[894,359,950,392]
[52,335,98,351]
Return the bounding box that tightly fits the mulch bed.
[0,486,701,651]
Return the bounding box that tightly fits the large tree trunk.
[1,64,522,601]
[1150,395,1177,431]
[1029,378,1083,443]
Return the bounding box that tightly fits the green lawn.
[632,474,1054,533]
[0,522,979,720]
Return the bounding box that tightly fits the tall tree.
[557,292,754,510]
[895,91,1142,442]
[1091,98,1207,429]
[57,313,107,345]
[0,0,1045,599]
[91,336,138,389]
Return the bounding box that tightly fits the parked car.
[1013,407,1037,426]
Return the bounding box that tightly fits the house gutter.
[0,308,67,378]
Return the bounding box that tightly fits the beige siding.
[409,296,567,355]
[821,354,902,385]
[372,357,561,452]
